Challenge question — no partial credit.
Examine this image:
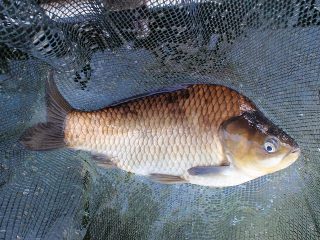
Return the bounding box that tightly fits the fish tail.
[20,70,73,150]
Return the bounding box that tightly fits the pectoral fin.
[188,165,232,176]
[149,173,187,184]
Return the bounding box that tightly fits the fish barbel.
[20,71,300,187]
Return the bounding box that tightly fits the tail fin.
[20,70,73,150]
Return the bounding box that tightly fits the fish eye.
[264,137,279,153]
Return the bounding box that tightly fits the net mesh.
[0,0,320,239]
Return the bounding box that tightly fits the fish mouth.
[282,147,301,167]
[291,147,300,154]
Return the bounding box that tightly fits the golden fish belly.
[64,85,254,179]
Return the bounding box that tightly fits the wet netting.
[0,0,319,239]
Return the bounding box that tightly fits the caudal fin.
[20,70,73,150]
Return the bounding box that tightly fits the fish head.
[219,111,300,178]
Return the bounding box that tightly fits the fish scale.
[64,85,251,178]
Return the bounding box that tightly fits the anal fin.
[92,154,117,169]
[149,173,187,184]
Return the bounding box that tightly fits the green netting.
[0,0,320,239]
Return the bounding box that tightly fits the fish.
[20,71,301,187]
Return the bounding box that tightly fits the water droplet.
[231,216,239,225]
[23,189,30,195]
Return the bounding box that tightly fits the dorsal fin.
[108,84,192,107]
